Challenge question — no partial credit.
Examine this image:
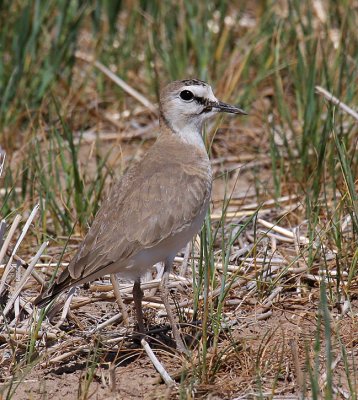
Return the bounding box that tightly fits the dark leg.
[160,259,188,354]
[133,279,145,333]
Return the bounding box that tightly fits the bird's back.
[35,131,211,305]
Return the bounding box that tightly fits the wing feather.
[65,141,211,284]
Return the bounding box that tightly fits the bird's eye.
[179,90,194,101]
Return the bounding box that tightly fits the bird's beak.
[215,101,247,115]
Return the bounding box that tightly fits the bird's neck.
[159,116,206,151]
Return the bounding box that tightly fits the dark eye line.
[194,96,215,114]
[180,92,216,111]
[194,96,208,105]
[195,96,215,107]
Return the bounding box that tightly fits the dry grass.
[0,1,357,399]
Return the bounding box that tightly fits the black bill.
[215,101,247,115]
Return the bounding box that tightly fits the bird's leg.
[133,279,145,333]
[110,274,129,326]
[160,260,188,354]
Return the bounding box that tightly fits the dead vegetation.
[0,1,357,399]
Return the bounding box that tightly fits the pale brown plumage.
[37,131,211,303]
[35,79,246,352]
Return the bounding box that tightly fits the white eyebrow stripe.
[183,85,218,102]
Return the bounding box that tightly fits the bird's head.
[159,79,246,136]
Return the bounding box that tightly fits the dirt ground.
[4,292,357,400]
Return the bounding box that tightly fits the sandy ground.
[6,298,357,399]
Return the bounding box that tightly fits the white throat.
[175,122,206,150]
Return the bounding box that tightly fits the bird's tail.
[33,291,55,308]
[33,283,64,308]
[33,268,75,308]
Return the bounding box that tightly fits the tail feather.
[34,261,116,308]
[33,281,68,308]
[33,268,75,308]
[33,290,56,308]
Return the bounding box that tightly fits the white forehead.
[181,84,218,102]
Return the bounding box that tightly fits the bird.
[34,78,246,352]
